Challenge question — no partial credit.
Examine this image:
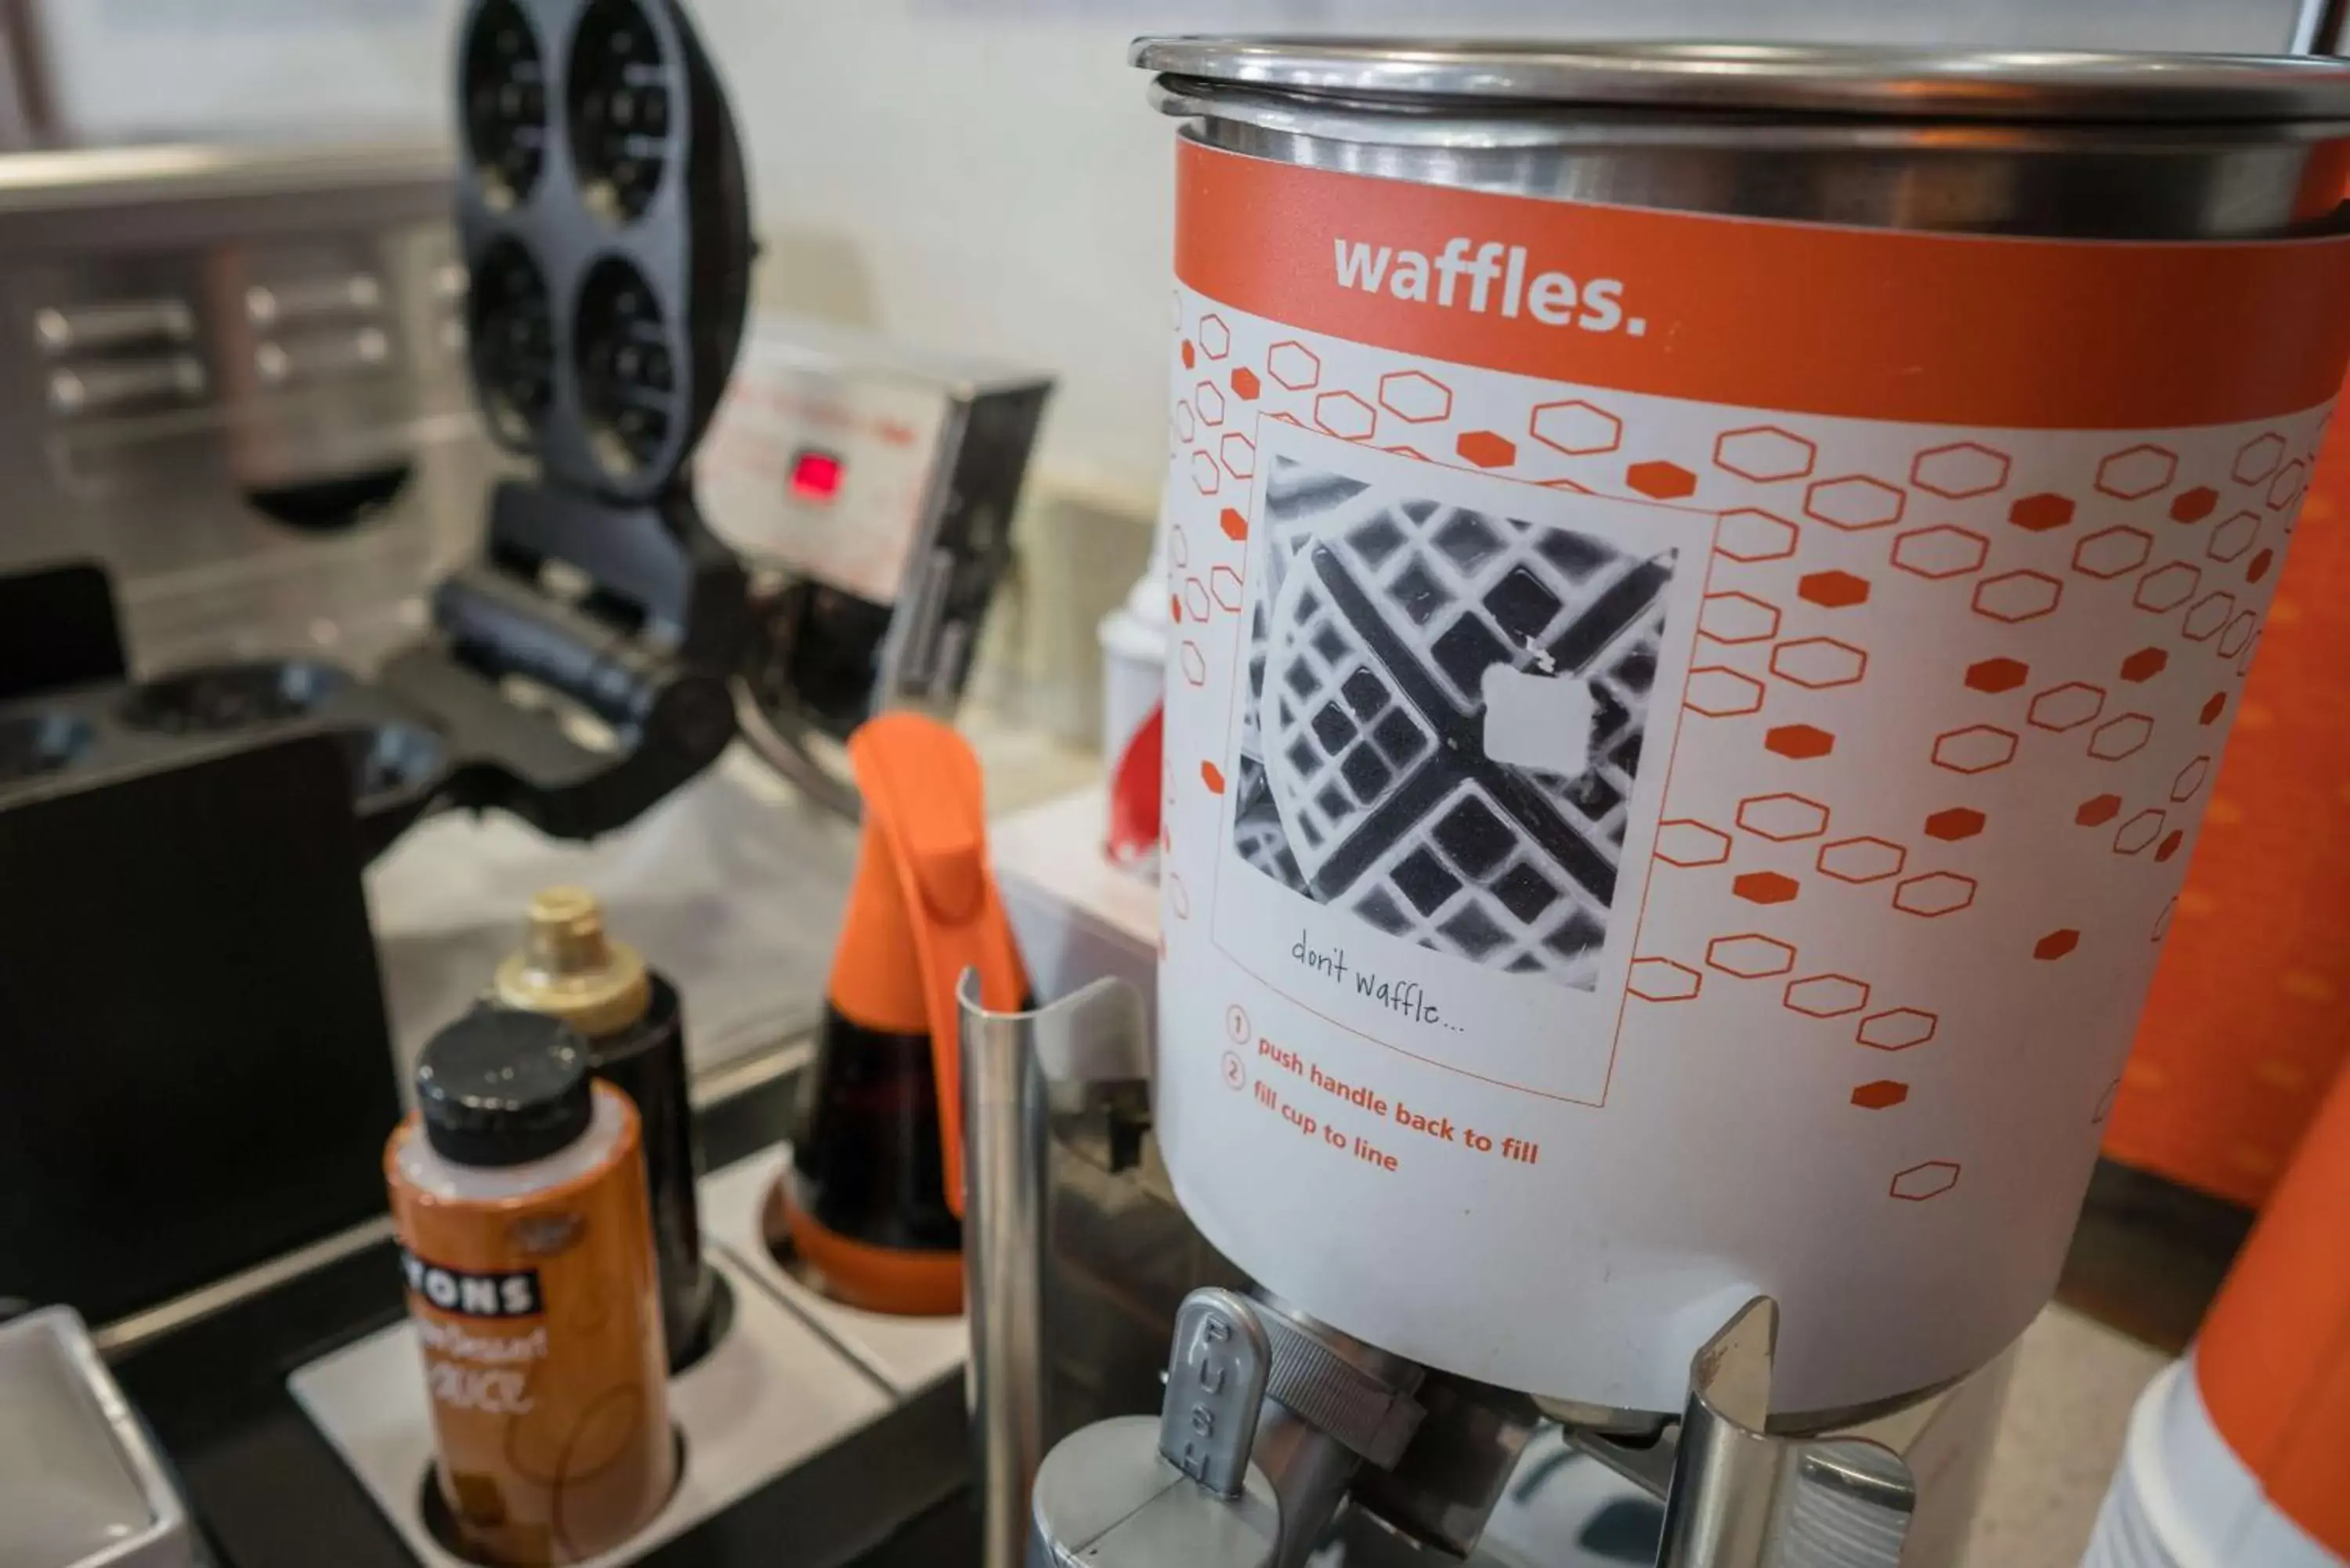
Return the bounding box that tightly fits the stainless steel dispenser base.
[1021,1288,2012,1568]
[1575,1299,2016,1568]
[960,978,2016,1568]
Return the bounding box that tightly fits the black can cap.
[415,1006,594,1168]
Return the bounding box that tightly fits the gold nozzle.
[494,884,652,1040]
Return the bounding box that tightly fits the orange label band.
[1175,139,2350,430]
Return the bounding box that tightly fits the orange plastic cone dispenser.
[2088,1065,2350,1565]
[768,713,1026,1314]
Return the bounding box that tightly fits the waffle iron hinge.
[378,476,748,841]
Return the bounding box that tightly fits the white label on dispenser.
[1152,140,2350,1414]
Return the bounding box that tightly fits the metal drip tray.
[0,1308,193,1568]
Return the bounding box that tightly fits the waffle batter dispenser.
[979,35,2350,1568]
[769,713,1027,1315]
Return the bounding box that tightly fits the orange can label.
[1152,138,2350,1413]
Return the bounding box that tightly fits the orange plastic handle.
[844,713,1028,1218]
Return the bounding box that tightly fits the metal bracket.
[1564,1295,2016,1568]
[959,974,1153,1568]
[374,477,747,842]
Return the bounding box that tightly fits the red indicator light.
[789,448,844,501]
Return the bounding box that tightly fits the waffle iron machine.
[0,0,754,1340]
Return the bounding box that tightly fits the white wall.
[39,0,2313,500]
[685,0,2300,504]
[43,0,464,143]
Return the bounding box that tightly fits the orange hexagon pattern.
[1806,475,1906,530]
[1698,591,1781,645]
[1687,667,1766,718]
[1892,525,1990,580]
[2200,512,2256,562]
[2035,929,2081,960]
[1654,819,1734,866]
[1851,1080,1911,1110]
[2219,612,2259,660]
[1766,724,1836,760]
[1628,460,1698,500]
[1786,974,1871,1017]
[1734,871,1801,905]
[1973,571,2063,623]
[1859,1009,1938,1050]
[1925,808,1986,842]
[1893,873,1977,918]
[1456,430,1517,468]
[1530,399,1622,456]
[2096,445,2178,500]
[1313,390,1376,442]
[2233,432,2285,485]
[1718,509,1800,562]
[1799,570,1871,608]
[2115,808,2162,860]
[1737,793,1831,841]
[2266,459,2308,511]
[1932,725,2019,775]
[1158,285,2321,1216]
[1770,638,1868,689]
[1195,381,1227,427]
[2009,493,2077,533]
[2077,794,2124,827]
[1628,958,1704,1003]
[2136,562,2200,612]
[1911,442,2010,498]
[1706,934,1798,978]
[1715,426,1817,482]
[1891,1162,1961,1201]
[2170,486,2219,523]
[2090,714,2155,762]
[1817,836,1907,884]
[2182,593,2235,643]
[2030,683,2106,733]
[1267,341,1319,390]
[2073,526,2154,580]
[1966,658,2030,694]
[1220,432,1256,481]
[1377,370,1452,424]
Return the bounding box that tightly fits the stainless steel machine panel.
[0,143,502,674]
[704,312,1050,740]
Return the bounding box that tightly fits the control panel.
[701,313,1051,742]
